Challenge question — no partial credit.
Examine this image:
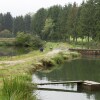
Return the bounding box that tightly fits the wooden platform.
[82,81,100,91]
[36,80,100,92]
[69,48,100,55]
[37,80,83,85]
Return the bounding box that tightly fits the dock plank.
[37,80,83,85]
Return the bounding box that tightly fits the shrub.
[15,32,44,49]
[0,29,12,38]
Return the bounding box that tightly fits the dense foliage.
[15,32,44,48]
[0,0,100,42]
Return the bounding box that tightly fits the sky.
[0,0,84,17]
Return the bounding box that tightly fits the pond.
[0,46,31,56]
[32,56,100,100]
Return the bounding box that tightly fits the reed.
[1,75,36,100]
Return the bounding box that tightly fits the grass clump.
[70,52,81,58]
[41,58,56,68]
[51,53,64,64]
[1,75,36,100]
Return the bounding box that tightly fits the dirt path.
[46,49,62,56]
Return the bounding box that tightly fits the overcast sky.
[0,0,84,17]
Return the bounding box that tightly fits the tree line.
[0,12,31,37]
[0,0,100,42]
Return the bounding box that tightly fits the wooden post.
[77,82,83,91]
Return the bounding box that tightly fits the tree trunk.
[82,38,83,49]
[87,33,90,49]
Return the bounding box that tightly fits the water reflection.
[33,58,100,100]
[35,91,95,100]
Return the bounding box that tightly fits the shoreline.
[0,42,81,99]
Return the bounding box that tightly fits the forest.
[0,0,100,42]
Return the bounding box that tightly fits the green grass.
[0,42,79,81]
[45,42,70,51]
[69,37,100,49]
[0,75,36,100]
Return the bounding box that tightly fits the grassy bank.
[0,42,81,100]
[35,50,81,69]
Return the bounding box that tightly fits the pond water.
[0,46,31,56]
[32,56,100,100]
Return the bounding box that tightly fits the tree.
[94,0,100,41]
[79,0,96,43]
[31,8,47,38]
[75,1,86,46]
[42,18,54,40]
[0,13,4,31]
[67,2,79,42]
[56,4,72,41]
[24,14,31,33]
[13,16,25,35]
[47,5,63,41]
[3,12,13,32]
[15,32,44,48]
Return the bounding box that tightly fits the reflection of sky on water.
[33,74,96,100]
[35,91,95,100]
[32,74,50,83]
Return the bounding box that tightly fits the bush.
[0,29,13,38]
[15,32,44,49]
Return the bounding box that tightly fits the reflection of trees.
[35,59,100,82]
[86,92,100,100]
[34,59,100,100]
[94,92,100,100]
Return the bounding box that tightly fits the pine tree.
[94,0,100,41]
[31,8,47,38]
[79,0,96,42]
[13,16,25,35]
[24,14,31,33]
[0,13,4,31]
[67,2,78,42]
[3,12,13,32]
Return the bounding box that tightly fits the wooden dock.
[69,48,100,55]
[37,80,83,85]
[36,80,100,92]
[82,81,100,91]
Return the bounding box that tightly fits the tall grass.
[51,53,64,64]
[1,75,36,100]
